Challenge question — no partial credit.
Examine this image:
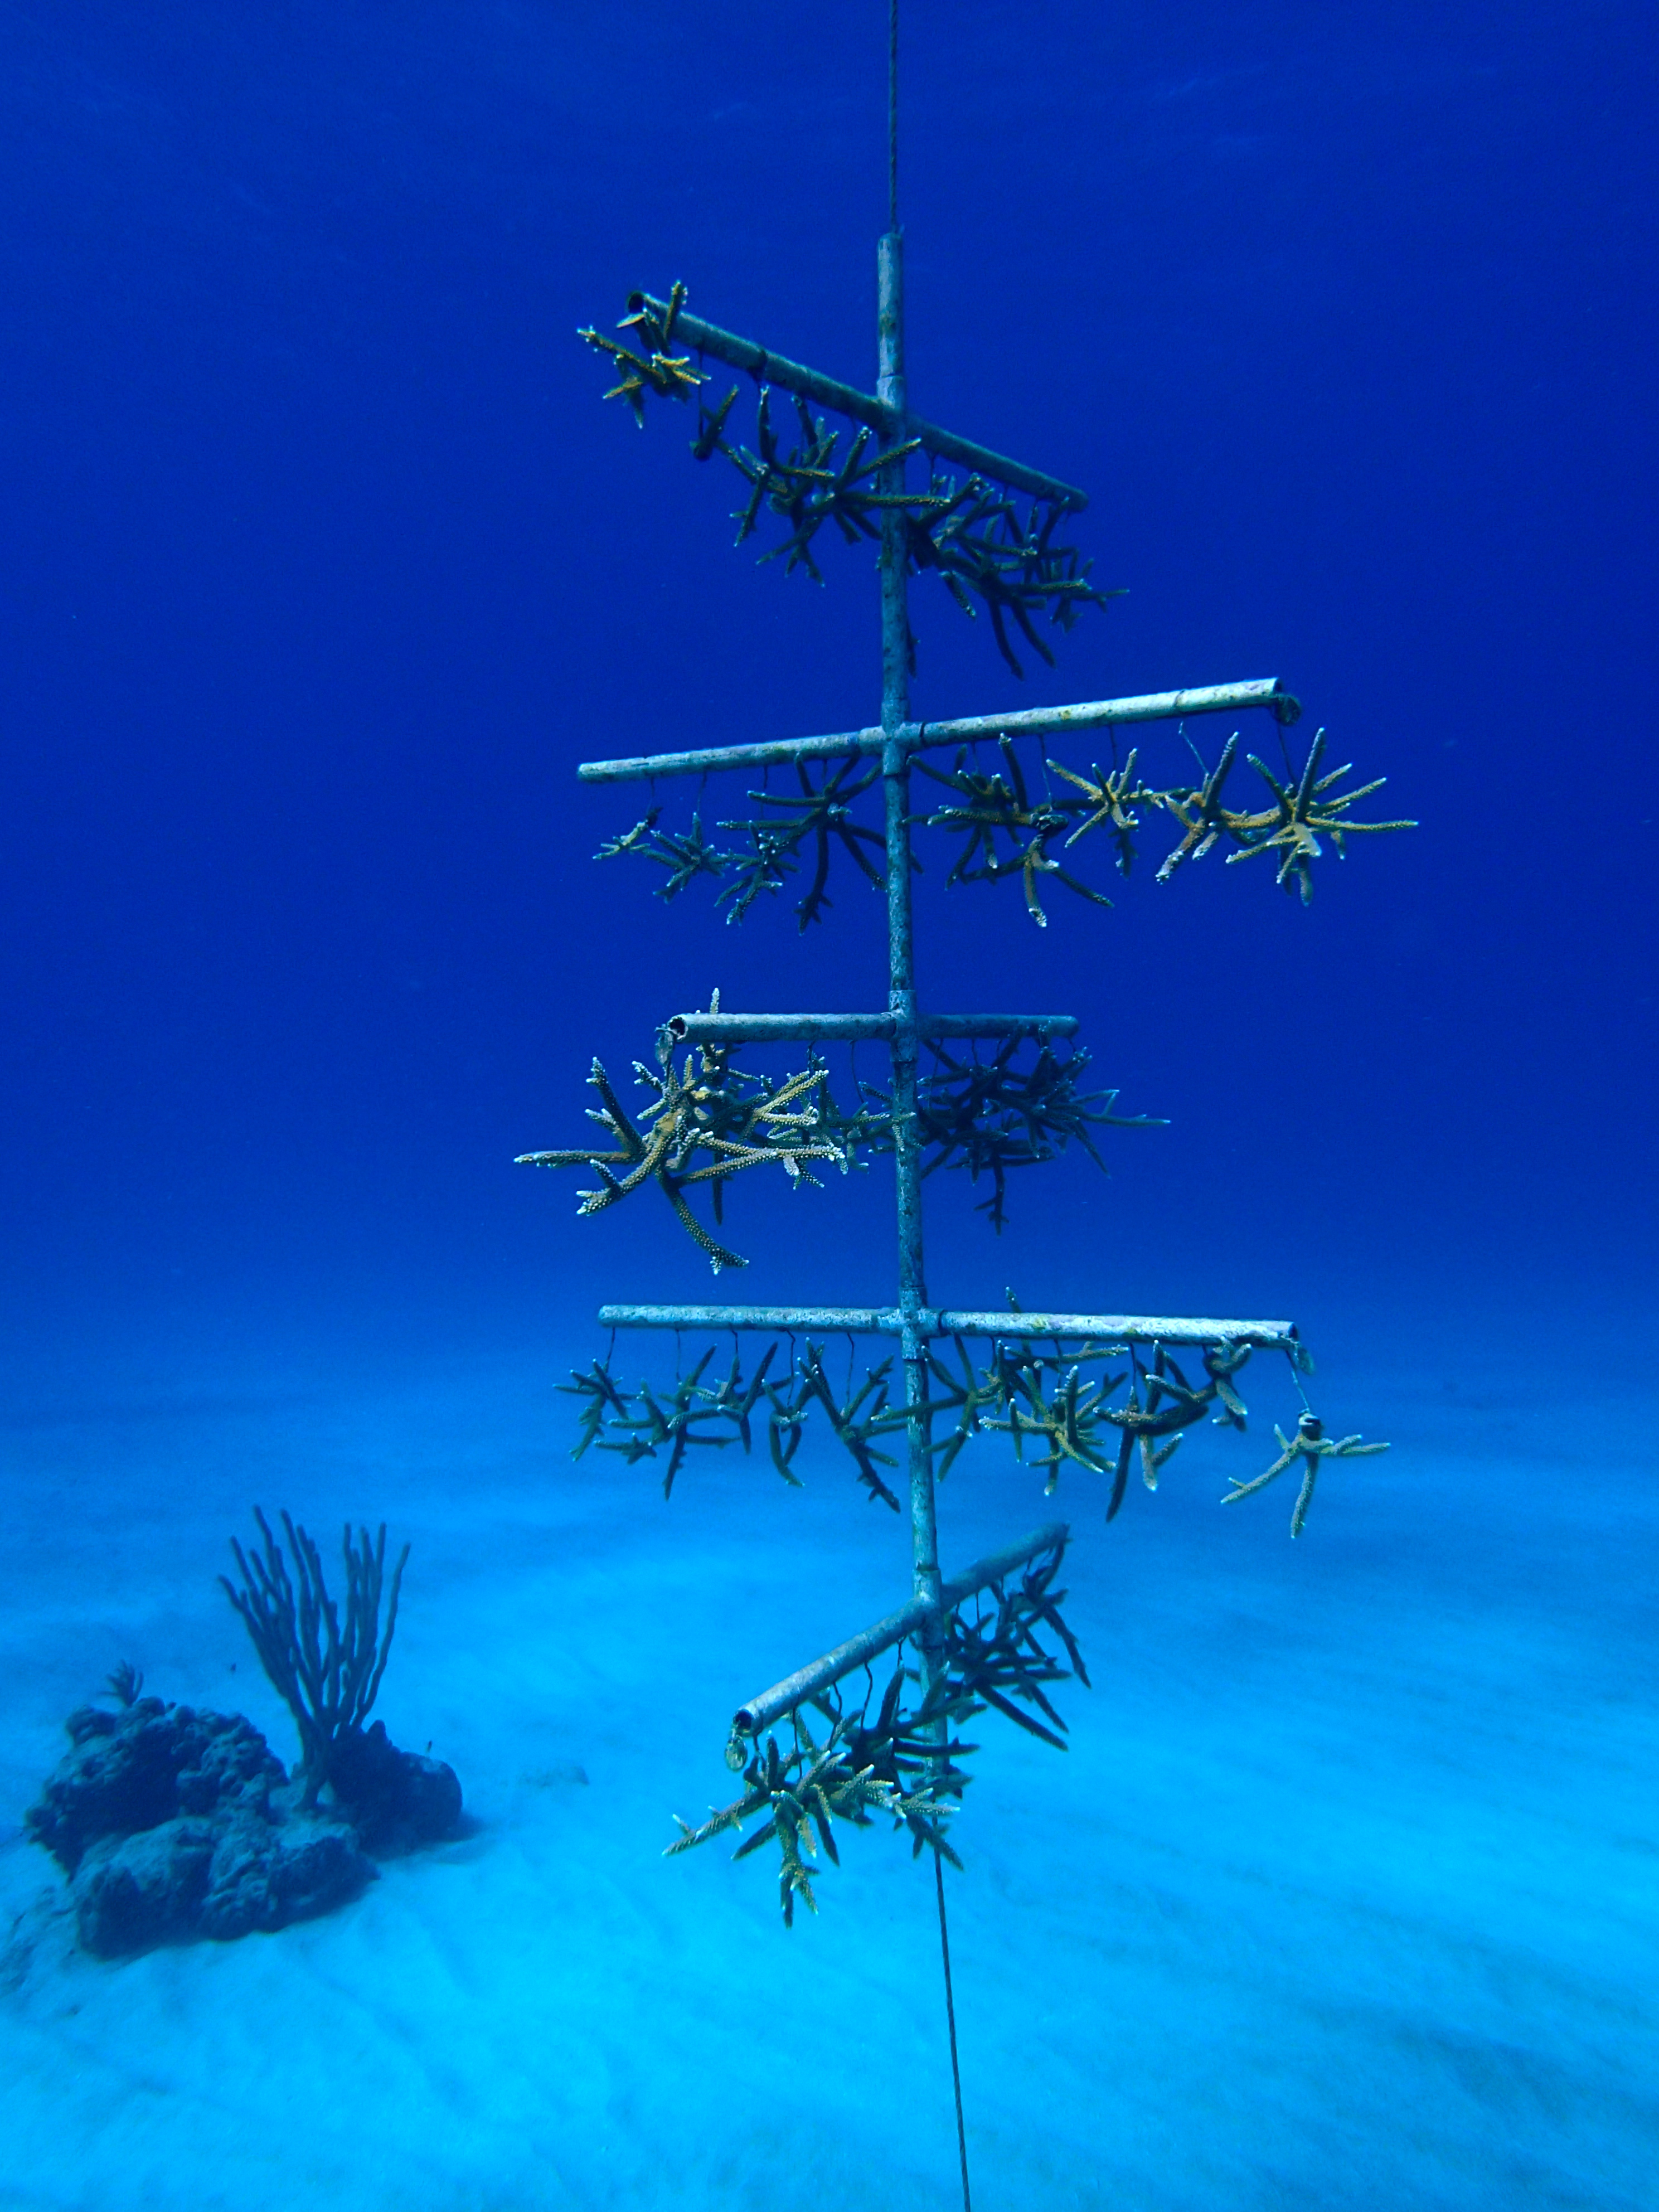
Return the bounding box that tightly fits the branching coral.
[580,284,1117,671]
[596,726,1412,926]
[913,1039,1161,1230]
[520,1027,1153,1259]
[516,1010,854,1271]
[1222,1411,1390,1536]
[559,1326,1377,1540]
[667,1543,1089,1921]
[554,254,1409,1947]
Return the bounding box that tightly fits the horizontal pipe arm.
[733,1519,1071,1735]
[632,292,1086,508]
[581,729,879,782]
[662,1010,1080,1046]
[667,1012,894,1045]
[596,1303,1301,1352]
[923,1013,1079,1040]
[941,1521,1074,1611]
[577,678,1300,785]
[933,1311,1302,1352]
[735,1595,929,1737]
[600,1304,895,1334]
[935,678,1300,743]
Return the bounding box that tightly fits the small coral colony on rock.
[27,1515,459,1957]
[517,109,1408,1927]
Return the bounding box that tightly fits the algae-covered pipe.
[595,1302,1302,1352]
[660,1010,1080,1046]
[627,288,1088,510]
[576,678,1300,784]
[733,1519,1071,1736]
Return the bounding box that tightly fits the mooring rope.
[888,0,900,232]
[935,1848,974,2212]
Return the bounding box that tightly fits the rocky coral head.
[324,1720,463,1856]
[28,1700,284,1876]
[24,1693,463,1958]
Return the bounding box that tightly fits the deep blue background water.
[2,10,1656,2205]
[3,0,1652,1398]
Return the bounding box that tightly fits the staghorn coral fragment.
[579,280,705,424]
[1051,748,1160,875]
[596,716,1411,930]
[1222,1411,1390,1535]
[580,287,1116,665]
[721,756,887,929]
[1225,729,1418,904]
[1154,733,1247,881]
[515,1014,852,1271]
[871,1035,1162,1233]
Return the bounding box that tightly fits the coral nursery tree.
[520,9,1406,2194]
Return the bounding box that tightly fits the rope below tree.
[935,1846,974,2212]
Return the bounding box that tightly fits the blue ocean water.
[1,4,1653,2206]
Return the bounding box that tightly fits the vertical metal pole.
[877,230,941,1636]
[880,85,971,2212]
[885,32,969,2204]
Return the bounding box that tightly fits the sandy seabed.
[1,1331,1655,2211]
